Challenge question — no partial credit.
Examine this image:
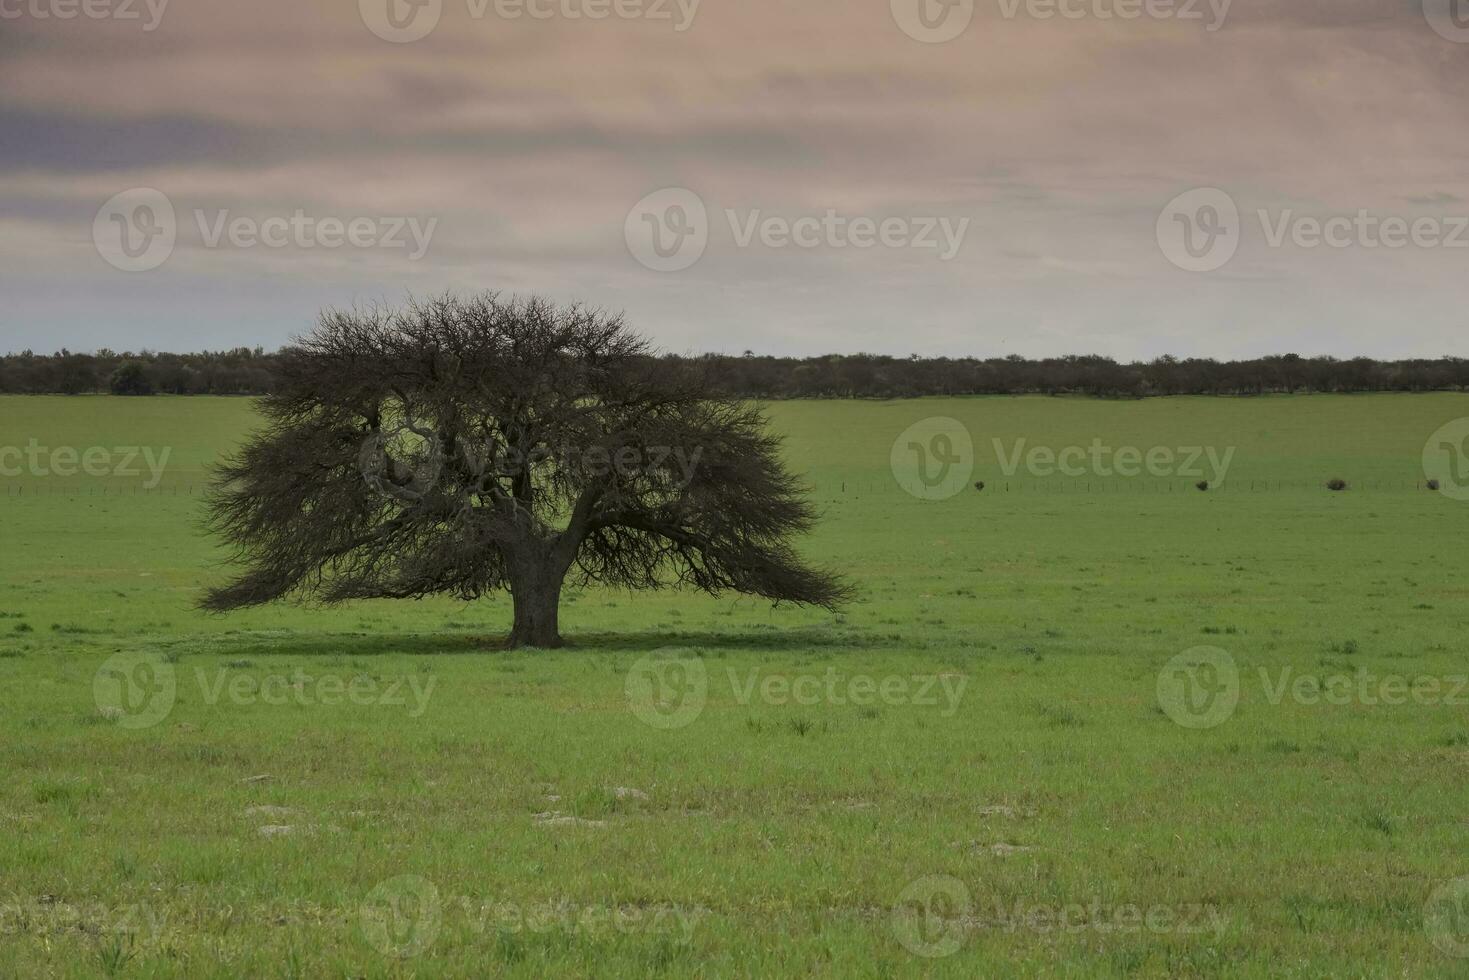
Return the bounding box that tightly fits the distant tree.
[109,360,154,396]
[201,293,850,648]
[57,353,98,394]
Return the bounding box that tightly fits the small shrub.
[973,481,986,492]
[1426,479,1441,491]
[1360,810,1395,836]
[1195,480,1209,492]
[1326,478,1348,492]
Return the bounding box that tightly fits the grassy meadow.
[2,392,1468,977]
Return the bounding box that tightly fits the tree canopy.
[201,293,849,647]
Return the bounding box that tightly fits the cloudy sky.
[2,0,1467,358]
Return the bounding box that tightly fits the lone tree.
[202,293,849,647]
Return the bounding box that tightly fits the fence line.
[820,478,1442,495]
[0,479,1445,500]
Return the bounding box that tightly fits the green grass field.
[3,393,1469,978]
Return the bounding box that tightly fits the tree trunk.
[507,553,566,649]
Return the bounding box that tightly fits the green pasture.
[1,393,1467,977]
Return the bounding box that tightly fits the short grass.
[1,393,1468,978]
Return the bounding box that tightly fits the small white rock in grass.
[258,825,296,838]
[611,787,648,801]
[950,840,1035,856]
[244,805,294,819]
[241,774,273,784]
[533,812,607,829]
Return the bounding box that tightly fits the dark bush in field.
[109,360,154,396]
[1427,479,1441,491]
[1196,480,1209,491]
[1326,478,1349,492]
[974,481,986,492]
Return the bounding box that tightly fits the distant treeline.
[2,349,1467,399]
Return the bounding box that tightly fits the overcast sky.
[2,0,1467,359]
